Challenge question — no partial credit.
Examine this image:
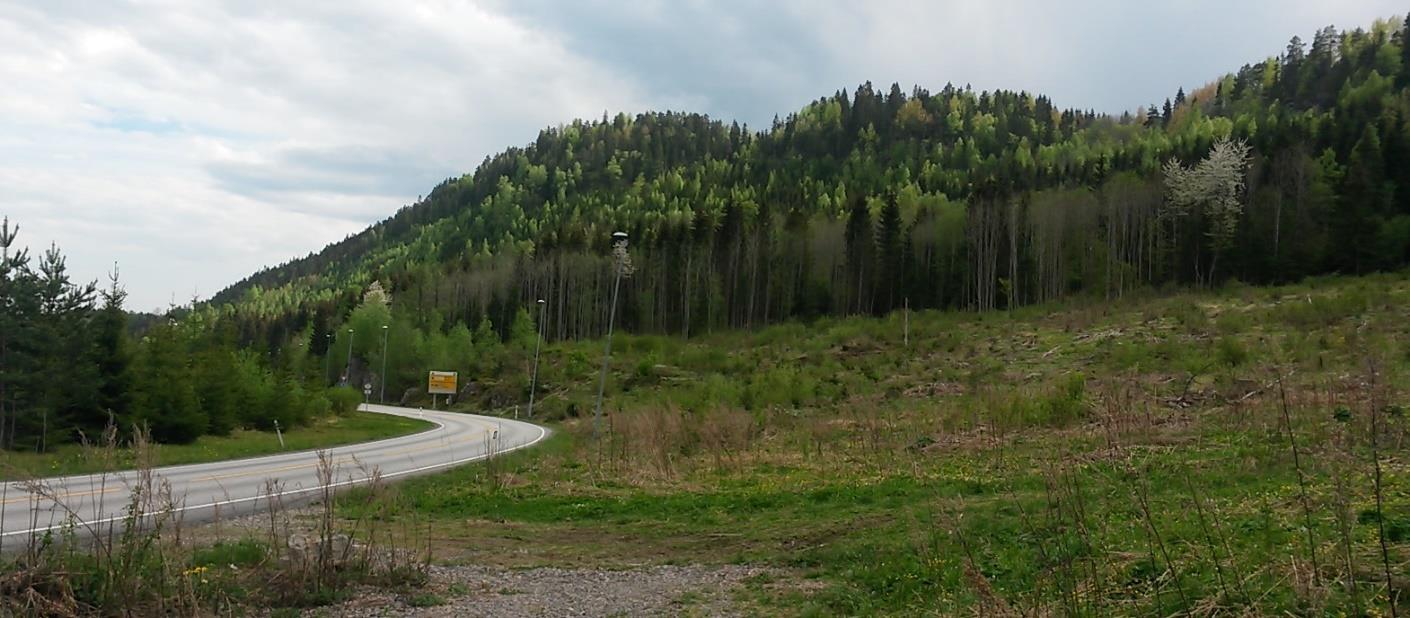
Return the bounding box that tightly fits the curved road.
[0,405,547,549]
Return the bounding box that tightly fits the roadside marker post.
[274,419,285,449]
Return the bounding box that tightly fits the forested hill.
[216,17,1410,351]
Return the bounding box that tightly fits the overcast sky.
[1,1,1402,311]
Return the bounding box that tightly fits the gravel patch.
[316,563,771,617]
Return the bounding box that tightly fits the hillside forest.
[4,18,1410,449]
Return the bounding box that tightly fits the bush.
[1215,336,1249,367]
[1167,300,1209,332]
[1215,309,1253,334]
[1268,283,1386,329]
[303,390,332,419]
[326,386,363,416]
[997,373,1088,428]
[1039,373,1088,426]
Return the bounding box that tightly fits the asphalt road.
[0,404,547,549]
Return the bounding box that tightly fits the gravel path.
[318,564,769,617]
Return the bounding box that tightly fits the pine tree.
[1281,35,1305,101]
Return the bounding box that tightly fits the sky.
[1,1,1403,312]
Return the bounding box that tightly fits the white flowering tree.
[1162,137,1252,286]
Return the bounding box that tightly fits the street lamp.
[344,328,354,386]
[593,231,628,440]
[527,298,546,419]
[324,333,333,385]
[380,324,389,404]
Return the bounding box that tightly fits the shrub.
[1215,336,1249,367]
[1039,373,1088,426]
[1215,309,1253,334]
[327,386,364,415]
[1168,300,1209,332]
[1267,283,1386,329]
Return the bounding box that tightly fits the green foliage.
[134,321,207,444]
[190,539,267,568]
[996,373,1088,428]
[403,593,446,608]
[327,386,364,415]
[333,273,1410,617]
[199,19,1410,368]
[1215,336,1250,367]
[509,306,537,350]
[18,18,1410,460]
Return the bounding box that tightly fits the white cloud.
[0,0,659,311]
[0,0,1404,311]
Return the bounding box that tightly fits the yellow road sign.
[428,371,458,395]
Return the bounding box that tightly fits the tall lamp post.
[324,333,333,386]
[593,231,628,440]
[344,328,354,386]
[527,298,546,419]
[380,324,390,404]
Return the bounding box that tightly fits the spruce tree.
[33,244,97,451]
[844,194,875,314]
[0,218,39,450]
[90,266,134,439]
[1400,14,1410,89]
[136,321,207,444]
[1339,125,1391,272]
[875,193,905,314]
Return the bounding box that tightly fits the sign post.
[363,383,372,410]
[428,371,457,411]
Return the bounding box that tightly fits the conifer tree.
[875,193,905,314]
[89,265,133,439]
[1339,125,1392,272]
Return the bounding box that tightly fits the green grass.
[190,539,267,569]
[341,273,1410,616]
[0,411,433,480]
[403,592,446,607]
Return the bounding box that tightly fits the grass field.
[7,274,1405,615]
[341,273,1410,615]
[0,410,433,481]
